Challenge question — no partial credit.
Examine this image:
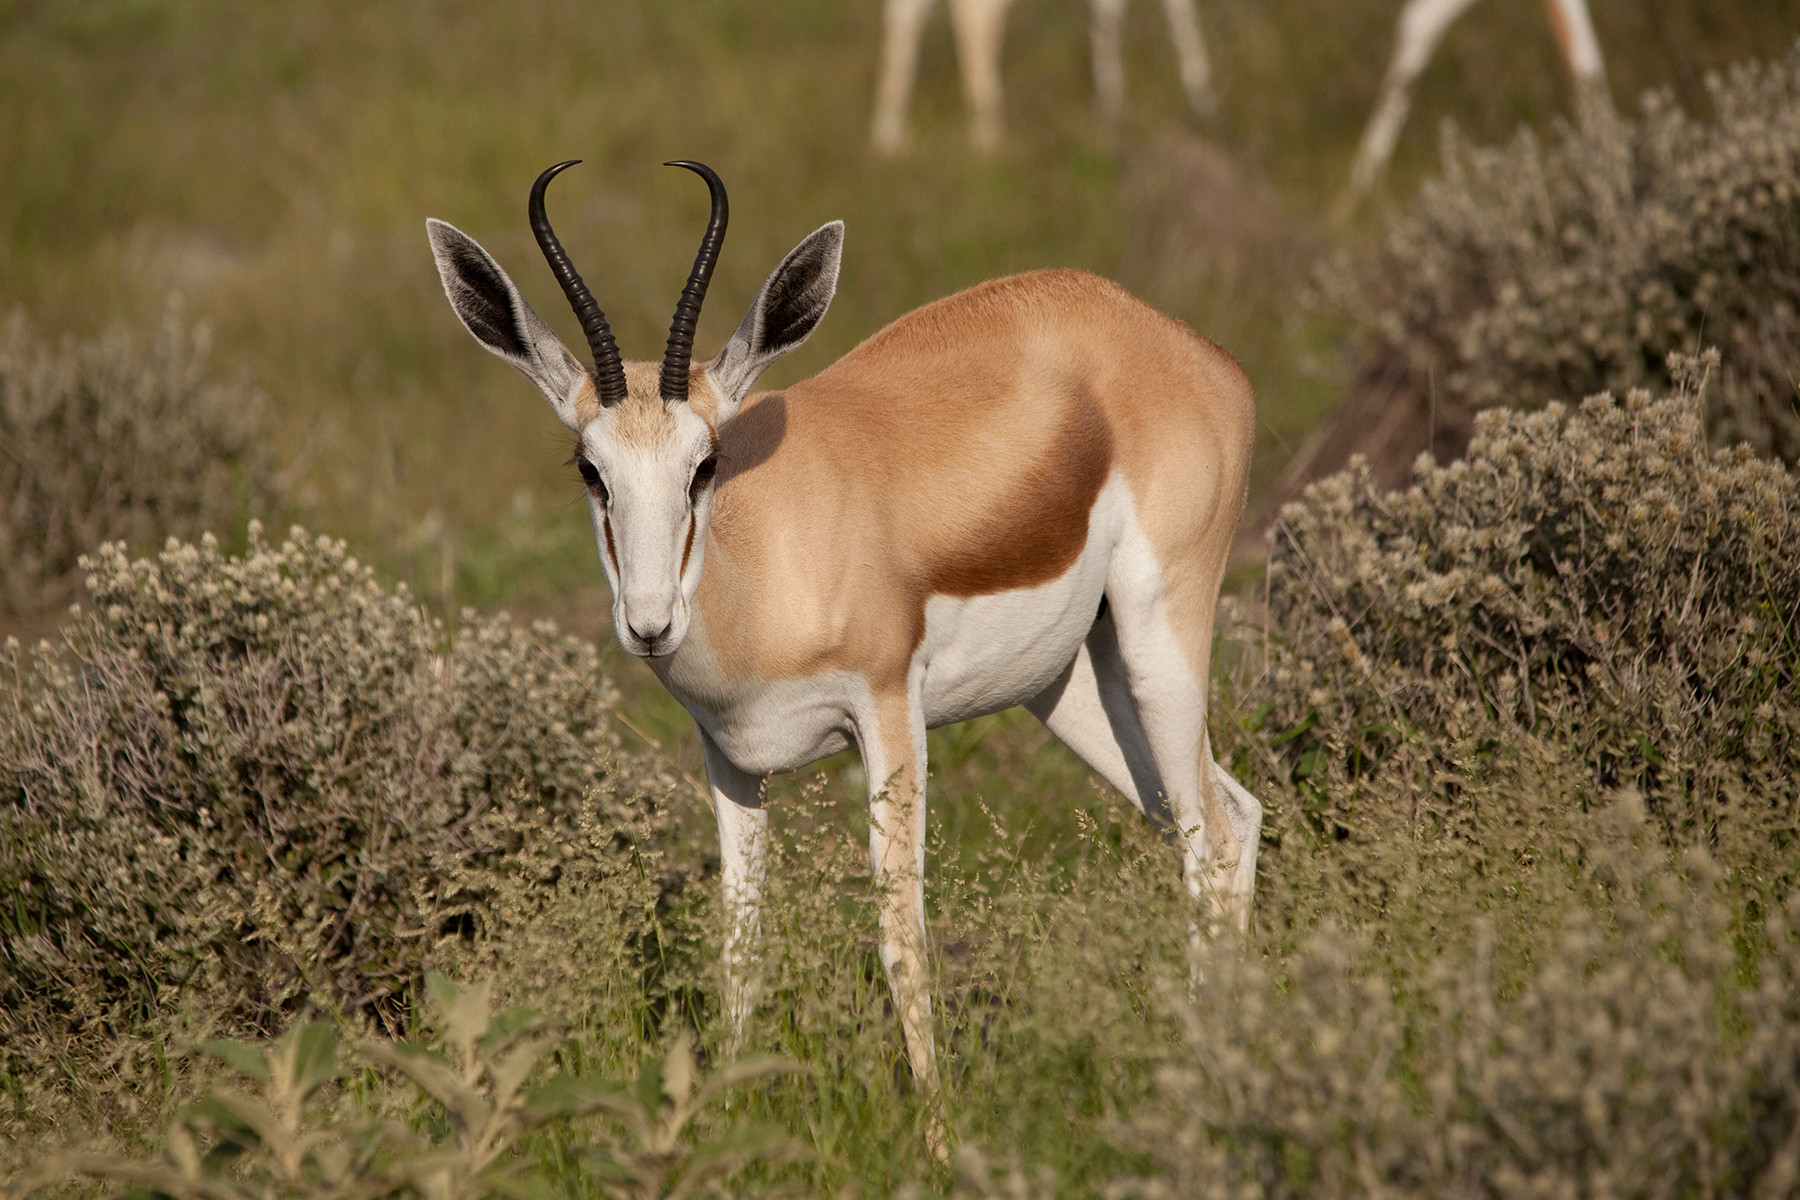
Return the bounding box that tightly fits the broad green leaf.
[165,1121,201,1177]
[186,1092,283,1151]
[292,1021,342,1097]
[195,1039,270,1082]
[523,1076,642,1124]
[482,1004,568,1057]
[486,1034,562,1114]
[359,1040,494,1139]
[57,1152,251,1200]
[692,1057,805,1111]
[423,970,459,1015]
[636,1052,665,1117]
[441,977,496,1064]
[479,1166,562,1200]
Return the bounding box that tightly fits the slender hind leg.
[1209,759,1261,928]
[1029,605,1263,932]
[1027,607,1168,823]
[1107,541,1261,934]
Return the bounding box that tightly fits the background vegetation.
[4,0,1800,1196]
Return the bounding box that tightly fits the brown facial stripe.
[680,512,697,576]
[922,385,1113,601]
[603,513,620,575]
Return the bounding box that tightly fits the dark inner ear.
[757,240,835,355]
[447,242,531,361]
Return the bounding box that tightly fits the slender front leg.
[859,689,938,1095]
[702,732,770,1050]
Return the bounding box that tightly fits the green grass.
[5,0,1792,623]
[6,6,1800,1191]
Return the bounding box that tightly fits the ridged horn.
[660,160,729,403]
[529,160,628,407]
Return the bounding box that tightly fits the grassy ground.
[5,0,1793,618]
[4,7,1800,1187]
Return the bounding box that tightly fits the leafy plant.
[564,1029,803,1200]
[14,974,801,1200]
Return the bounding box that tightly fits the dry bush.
[1142,346,1800,1197]
[1119,795,1800,1200]
[1359,44,1800,453]
[0,306,276,613]
[1226,355,1800,915]
[0,526,688,1140]
[1297,41,1800,512]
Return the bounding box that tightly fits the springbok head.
[428,162,843,657]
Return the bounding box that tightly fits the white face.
[427,212,843,660]
[576,400,721,658]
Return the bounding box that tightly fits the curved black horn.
[660,160,729,403]
[529,160,628,407]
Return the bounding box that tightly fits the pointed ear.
[709,221,843,419]
[427,218,590,430]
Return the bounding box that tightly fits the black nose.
[629,618,671,649]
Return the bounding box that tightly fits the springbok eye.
[576,457,608,503]
[690,454,718,500]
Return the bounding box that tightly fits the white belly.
[916,479,1122,726]
[665,475,1128,776]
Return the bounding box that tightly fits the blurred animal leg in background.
[1090,0,1215,129]
[950,0,1016,150]
[875,0,1214,153]
[1341,0,1609,214]
[1342,0,1485,211]
[873,0,939,154]
[1090,0,1130,126]
[1159,0,1217,118]
[1540,0,1607,100]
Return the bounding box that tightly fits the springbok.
[426,161,1263,1094]
[872,0,1216,153]
[870,0,1608,216]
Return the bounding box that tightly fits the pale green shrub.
[1118,797,1800,1200]
[1230,356,1800,906]
[0,526,684,1139]
[1324,43,1800,461]
[1190,351,1800,1195]
[0,307,275,612]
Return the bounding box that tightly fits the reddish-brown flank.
[695,269,1256,687]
